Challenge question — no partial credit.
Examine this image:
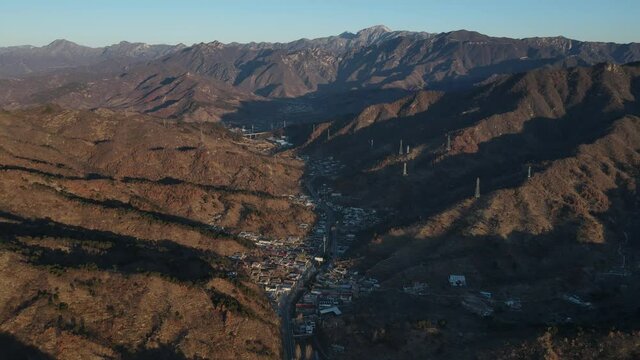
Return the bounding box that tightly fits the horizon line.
[2,25,638,49]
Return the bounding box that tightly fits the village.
[226,155,384,355]
[224,150,611,358]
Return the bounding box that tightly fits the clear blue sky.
[1,0,637,47]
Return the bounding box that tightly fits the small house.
[449,275,467,287]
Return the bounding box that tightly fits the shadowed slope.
[0,107,314,359]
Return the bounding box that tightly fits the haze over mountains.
[0,39,185,78]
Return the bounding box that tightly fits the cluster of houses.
[246,233,317,304]
[315,183,381,258]
[290,161,384,337]
[226,155,387,344]
[287,193,316,208]
[268,136,293,148]
[307,156,345,178]
[399,275,527,318]
[329,206,380,257]
[403,281,428,296]
[293,264,380,337]
[228,203,327,305]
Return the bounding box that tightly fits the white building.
[448,275,467,287]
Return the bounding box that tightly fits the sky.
[0,0,638,47]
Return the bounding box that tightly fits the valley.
[1,22,640,360]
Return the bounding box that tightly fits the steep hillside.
[159,43,339,98]
[301,62,640,359]
[336,31,640,91]
[0,65,257,122]
[0,107,314,359]
[132,28,640,98]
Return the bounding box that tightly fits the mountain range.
[0,39,185,78]
[1,25,640,360]
[1,25,639,122]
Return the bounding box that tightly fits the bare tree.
[295,343,302,360]
[305,343,314,360]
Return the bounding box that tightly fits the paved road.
[282,174,336,360]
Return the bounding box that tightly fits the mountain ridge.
[1,26,639,123]
[296,61,640,358]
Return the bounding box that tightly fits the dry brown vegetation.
[303,63,640,359]
[0,107,314,359]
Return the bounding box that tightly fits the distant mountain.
[155,43,339,97]
[334,30,640,91]
[101,40,186,59]
[0,25,416,79]
[153,26,640,97]
[0,39,185,77]
[1,26,639,122]
[231,25,433,53]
